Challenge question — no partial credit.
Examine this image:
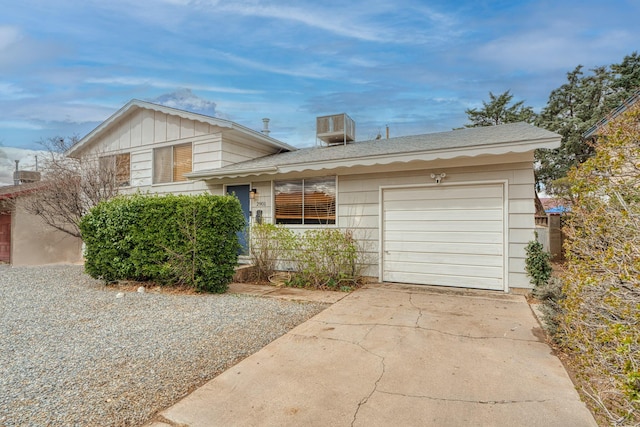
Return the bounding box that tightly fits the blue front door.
[226,185,250,254]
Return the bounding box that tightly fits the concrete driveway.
[149,283,597,427]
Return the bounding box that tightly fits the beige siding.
[221,137,276,167]
[193,134,223,171]
[250,181,272,224]
[337,161,536,289]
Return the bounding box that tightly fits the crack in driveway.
[376,390,552,405]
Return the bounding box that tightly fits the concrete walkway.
[149,283,597,427]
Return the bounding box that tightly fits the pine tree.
[464,90,536,127]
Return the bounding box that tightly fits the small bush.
[249,223,296,281]
[250,225,367,290]
[80,193,244,292]
[532,277,565,338]
[292,229,360,290]
[525,235,552,288]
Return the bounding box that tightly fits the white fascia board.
[277,137,560,174]
[186,166,279,180]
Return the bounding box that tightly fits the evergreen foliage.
[524,236,552,288]
[464,90,536,127]
[535,52,640,194]
[79,193,244,293]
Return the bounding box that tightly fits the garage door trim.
[379,180,509,292]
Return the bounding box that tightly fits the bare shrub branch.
[24,136,121,238]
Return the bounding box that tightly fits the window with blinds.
[275,177,336,225]
[99,153,130,187]
[153,143,192,184]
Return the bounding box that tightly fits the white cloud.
[0,120,43,130]
[12,102,113,125]
[474,14,637,72]
[0,83,34,100]
[149,89,220,117]
[0,147,46,186]
[85,76,263,94]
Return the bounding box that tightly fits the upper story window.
[153,143,192,184]
[275,176,336,225]
[99,153,130,187]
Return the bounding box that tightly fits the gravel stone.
[0,265,328,426]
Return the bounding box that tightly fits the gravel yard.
[0,265,328,426]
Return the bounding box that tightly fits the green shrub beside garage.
[79,193,245,293]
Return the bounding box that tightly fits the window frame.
[99,153,131,187]
[152,142,193,184]
[274,176,336,225]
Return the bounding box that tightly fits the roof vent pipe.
[262,118,270,136]
[14,160,20,185]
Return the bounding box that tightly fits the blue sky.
[0,0,639,184]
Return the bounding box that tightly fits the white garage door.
[382,183,505,290]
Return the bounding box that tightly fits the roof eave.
[276,137,560,174]
[186,166,279,180]
[188,136,561,180]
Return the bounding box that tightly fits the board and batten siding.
[82,108,229,196]
[337,161,536,290]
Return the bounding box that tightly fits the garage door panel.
[384,241,503,256]
[385,230,503,244]
[384,271,503,290]
[384,197,504,211]
[382,183,505,291]
[384,251,503,267]
[385,209,502,222]
[387,220,503,233]
[384,261,502,278]
[383,185,503,201]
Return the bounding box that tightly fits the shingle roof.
[0,182,44,200]
[187,122,561,180]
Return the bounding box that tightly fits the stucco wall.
[11,196,83,266]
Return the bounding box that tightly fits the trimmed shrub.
[80,193,244,293]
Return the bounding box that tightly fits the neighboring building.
[69,101,561,292]
[0,183,83,265]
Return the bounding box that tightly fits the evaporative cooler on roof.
[316,113,355,145]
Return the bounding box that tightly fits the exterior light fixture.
[430,173,446,184]
[249,188,258,200]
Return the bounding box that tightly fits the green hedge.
[79,193,245,293]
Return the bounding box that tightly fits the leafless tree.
[24,136,122,238]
